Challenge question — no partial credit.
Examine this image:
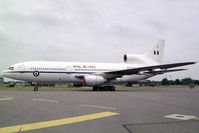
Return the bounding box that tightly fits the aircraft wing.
[145,68,187,74]
[104,62,196,79]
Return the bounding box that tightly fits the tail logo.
[154,51,159,55]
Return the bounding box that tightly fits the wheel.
[34,87,38,91]
[93,86,97,91]
[98,87,105,91]
[98,87,103,91]
[104,86,109,91]
[110,86,115,91]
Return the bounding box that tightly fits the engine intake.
[123,54,146,64]
[124,54,127,62]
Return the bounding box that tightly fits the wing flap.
[145,69,187,74]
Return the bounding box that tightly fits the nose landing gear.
[33,87,38,91]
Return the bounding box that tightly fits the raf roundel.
[33,71,40,77]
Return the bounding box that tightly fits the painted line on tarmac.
[32,99,59,103]
[0,111,119,133]
[192,117,199,120]
[80,104,116,110]
[0,98,14,101]
[165,114,199,120]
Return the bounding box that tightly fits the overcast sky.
[0,0,199,81]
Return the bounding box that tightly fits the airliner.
[2,40,196,91]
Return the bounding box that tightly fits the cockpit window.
[8,66,14,70]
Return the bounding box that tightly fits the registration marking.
[32,99,59,103]
[165,114,198,120]
[0,98,14,101]
[80,104,116,110]
[0,111,119,133]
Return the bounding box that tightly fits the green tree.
[181,78,193,85]
[161,78,169,85]
[194,80,199,85]
[168,80,175,85]
[175,79,181,85]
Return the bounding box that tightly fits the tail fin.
[145,40,165,64]
[124,40,165,65]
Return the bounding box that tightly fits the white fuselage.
[2,61,151,84]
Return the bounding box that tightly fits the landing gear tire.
[104,86,109,91]
[93,86,97,91]
[34,87,38,91]
[92,86,115,91]
[110,86,115,91]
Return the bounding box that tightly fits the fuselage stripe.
[5,71,145,75]
[6,71,95,74]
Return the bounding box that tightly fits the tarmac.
[0,87,199,133]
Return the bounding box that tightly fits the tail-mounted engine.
[123,54,146,64]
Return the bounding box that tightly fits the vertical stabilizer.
[145,40,165,64]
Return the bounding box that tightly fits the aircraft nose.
[2,70,16,79]
[2,70,9,78]
[2,70,6,77]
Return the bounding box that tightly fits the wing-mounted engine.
[75,75,106,87]
[83,75,106,86]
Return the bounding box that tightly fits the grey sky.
[0,0,199,81]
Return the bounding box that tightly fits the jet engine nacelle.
[123,54,147,64]
[83,75,105,86]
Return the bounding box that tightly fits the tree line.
[151,78,199,85]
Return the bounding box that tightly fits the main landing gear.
[93,86,115,91]
[34,87,38,91]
